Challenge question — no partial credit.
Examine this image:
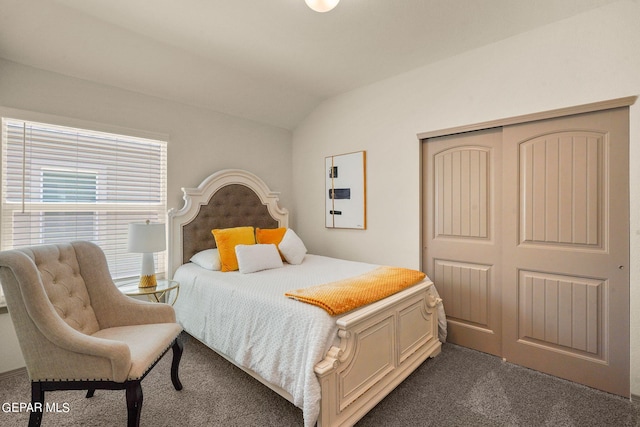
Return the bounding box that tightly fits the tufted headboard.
[168,169,289,277]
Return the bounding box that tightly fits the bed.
[167,169,445,426]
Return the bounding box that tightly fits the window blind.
[1,118,167,304]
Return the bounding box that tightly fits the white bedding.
[172,254,445,427]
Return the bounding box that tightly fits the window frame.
[0,114,168,307]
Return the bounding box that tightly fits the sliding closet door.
[423,128,502,356]
[501,108,630,397]
[422,105,630,397]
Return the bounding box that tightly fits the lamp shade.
[305,0,340,13]
[128,221,166,253]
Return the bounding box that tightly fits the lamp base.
[139,274,157,288]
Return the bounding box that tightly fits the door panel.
[502,108,629,397]
[518,131,604,248]
[434,146,490,238]
[517,270,605,358]
[423,128,502,356]
[433,260,491,327]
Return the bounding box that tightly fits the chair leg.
[125,381,143,427]
[29,382,44,427]
[171,337,184,391]
[86,389,95,398]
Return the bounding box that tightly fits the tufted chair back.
[21,244,100,335]
[0,242,111,381]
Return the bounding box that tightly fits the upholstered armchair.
[0,241,184,427]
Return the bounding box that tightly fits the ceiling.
[0,0,622,130]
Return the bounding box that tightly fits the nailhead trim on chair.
[128,331,183,381]
[32,331,183,382]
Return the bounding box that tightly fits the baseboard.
[632,393,640,403]
[0,367,26,381]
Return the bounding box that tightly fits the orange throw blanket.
[285,266,426,315]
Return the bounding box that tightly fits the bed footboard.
[314,280,442,427]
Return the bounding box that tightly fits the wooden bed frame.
[168,169,442,426]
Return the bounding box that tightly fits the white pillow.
[279,229,307,265]
[190,248,221,271]
[235,244,283,274]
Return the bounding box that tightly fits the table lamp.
[128,220,166,288]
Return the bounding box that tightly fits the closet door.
[423,128,502,356]
[501,108,629,397]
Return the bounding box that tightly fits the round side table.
[119,279,180,305]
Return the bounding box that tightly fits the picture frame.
[325,151,366,229]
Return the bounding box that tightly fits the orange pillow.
[256,228,287,259]
[211,226,255,272]
[256,227,287,245]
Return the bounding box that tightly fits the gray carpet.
[0,333,637,426]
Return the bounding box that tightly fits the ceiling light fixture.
[305,0,340,13]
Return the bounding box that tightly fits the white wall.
[0,58,292,372]
[0,59,293,210]
[292,0,640,394]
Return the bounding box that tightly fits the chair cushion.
[92,323,183,380]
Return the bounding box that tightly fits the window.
[1,118,167,305]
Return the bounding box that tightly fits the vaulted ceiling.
[0,0,622,129]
